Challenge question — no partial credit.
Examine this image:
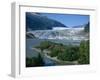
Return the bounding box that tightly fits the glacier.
[26,27,89,41]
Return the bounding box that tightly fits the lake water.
[26,39,81,66]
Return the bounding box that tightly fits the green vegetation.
[34,40,89,64]
[78,40,89,64]
[39,41,52,51]
[57,46,79,61]
[50,45,62,57]
[35,41,52,51]
[26,53,44,67]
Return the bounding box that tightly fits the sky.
[41,13,89,27]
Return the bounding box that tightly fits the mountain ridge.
[26,12,67,31]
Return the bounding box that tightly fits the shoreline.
[32,47,78,65]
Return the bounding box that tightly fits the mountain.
[26,33,36,39]
[72,22,89,33]
[26,12,67,31]
[84,22,89,32]
[72,24,85,28]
